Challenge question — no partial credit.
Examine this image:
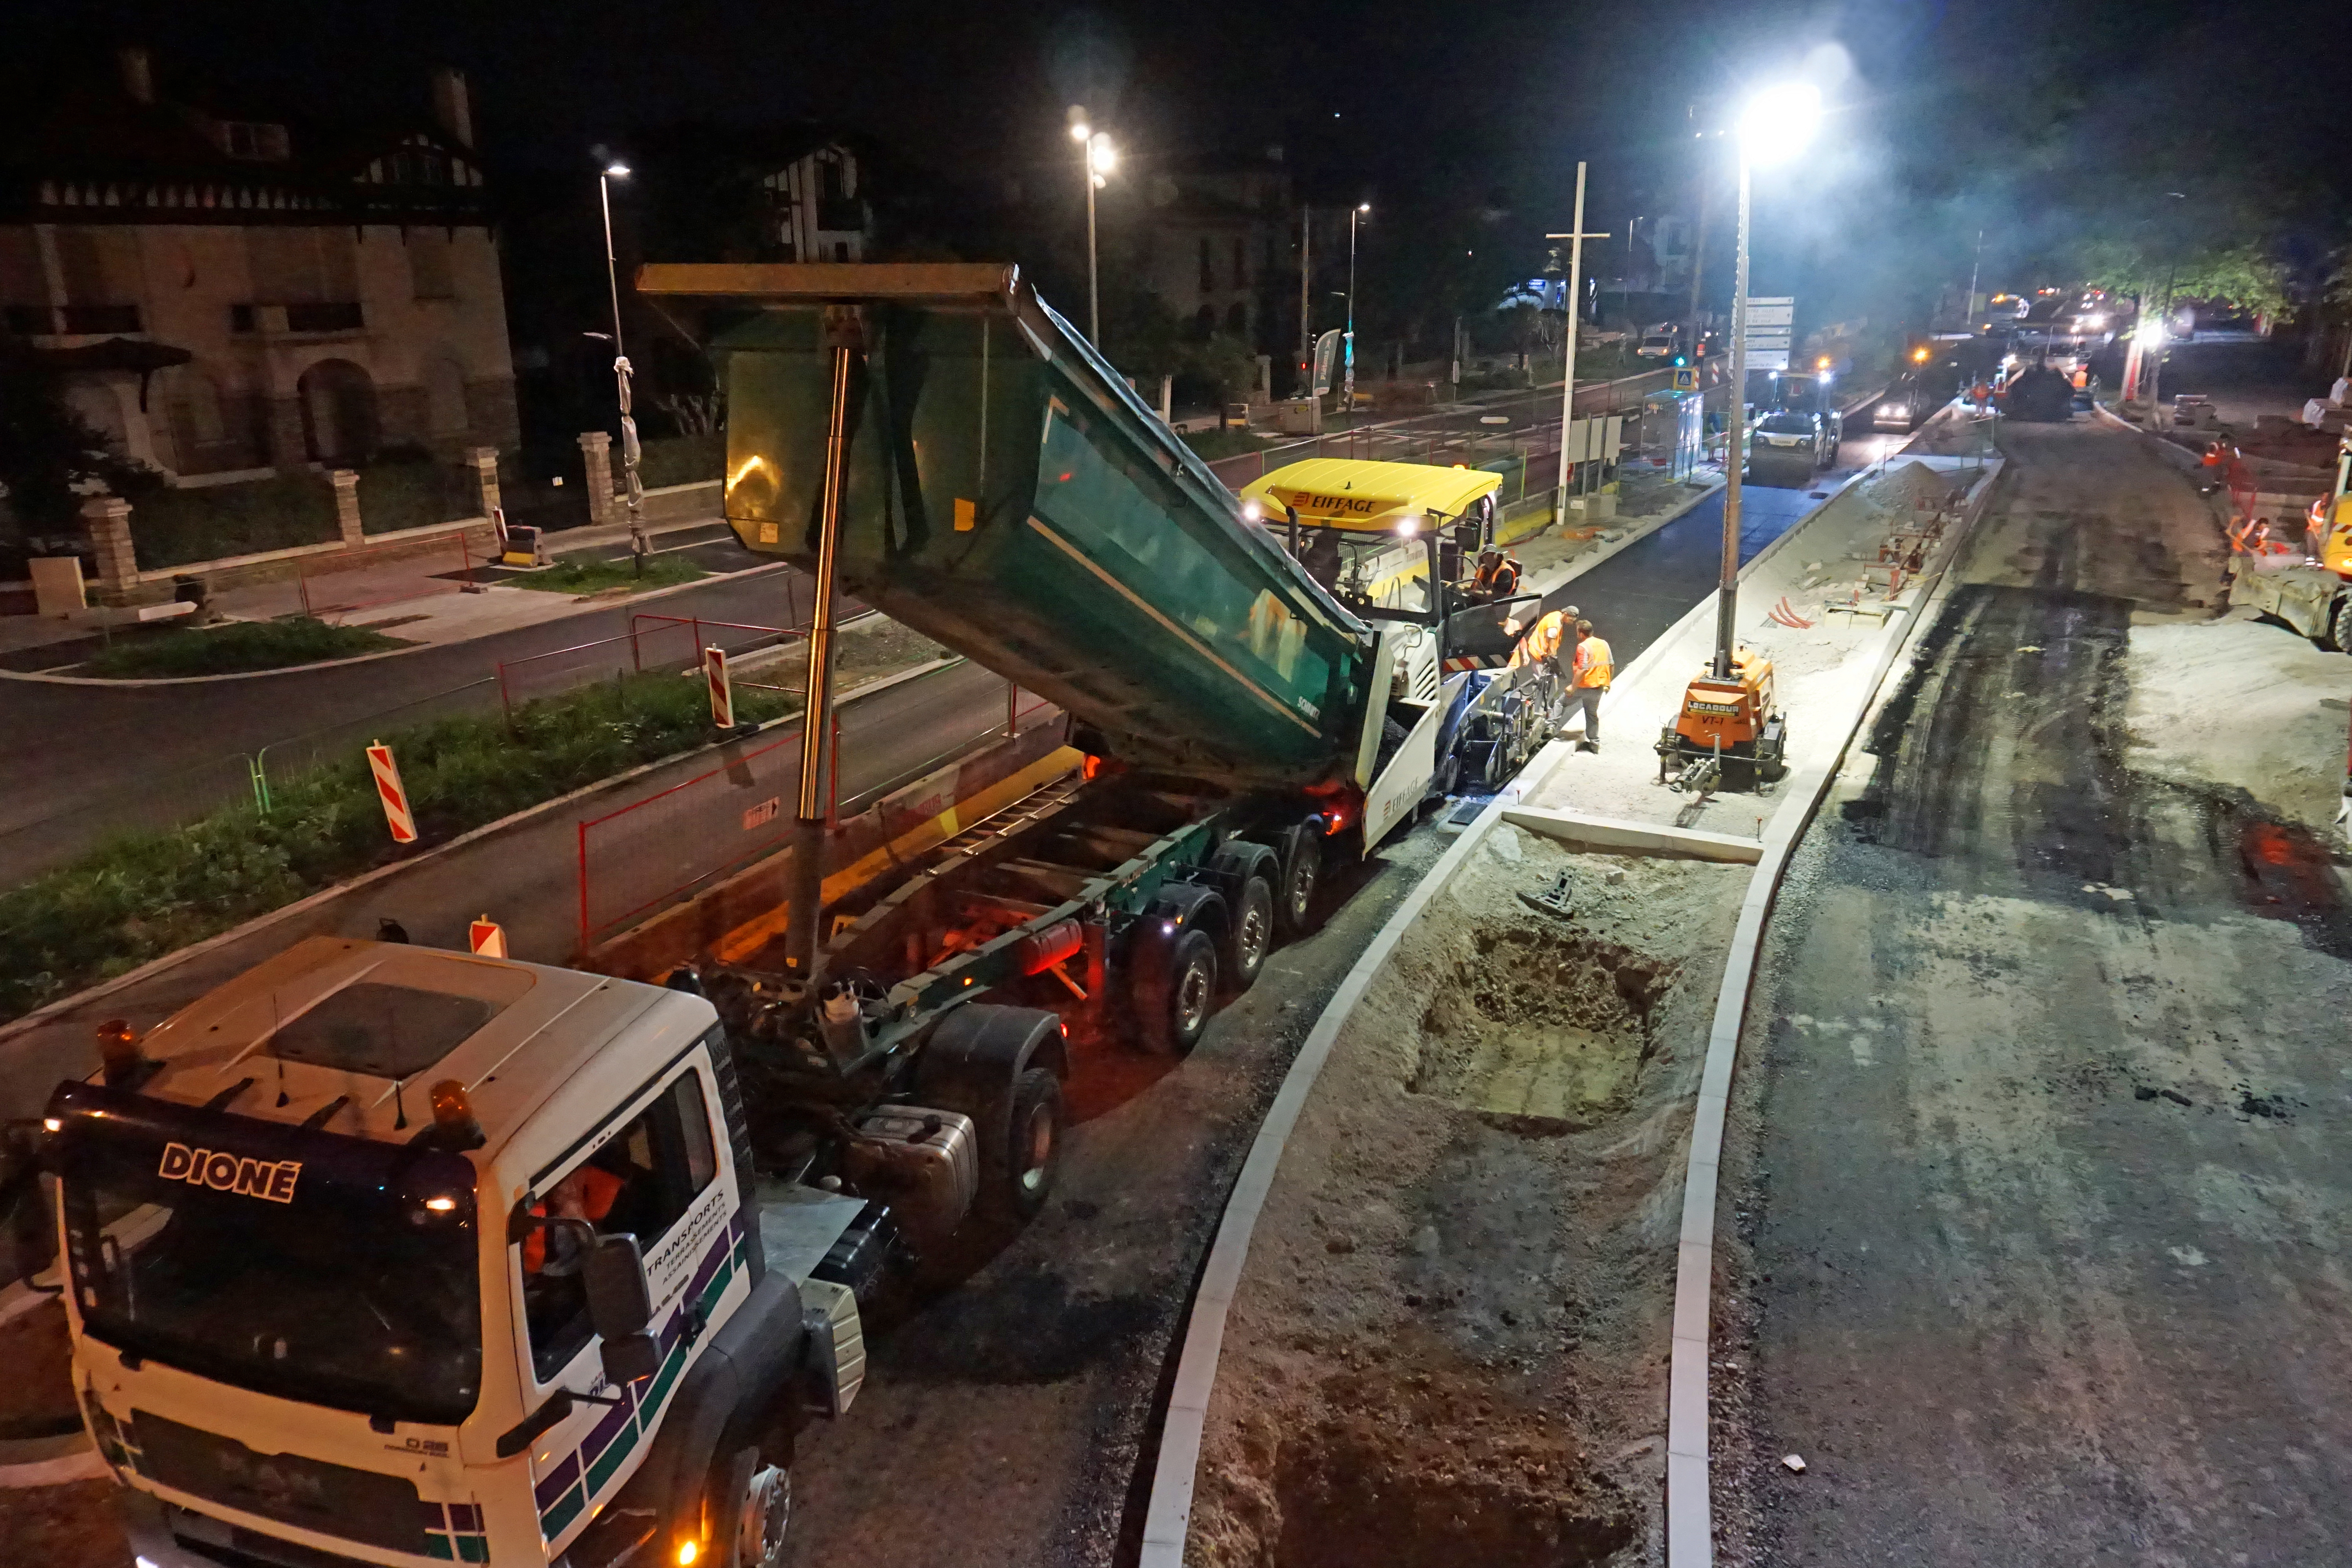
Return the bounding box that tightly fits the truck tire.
[712,1445,790,1568]
[987,1066,1064,1221]
[1136,927,1218,1054]
[1274,829,1324,941]
[2329,594,2352,653]
[1223,875,1275,993]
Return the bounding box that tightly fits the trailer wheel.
[1225,875,1275,992]
[1274,831,1324,941]
[713,1446,790,1568]
[1137,928,1219,1054]
[986,1067,1064,1221]
[2329,595,2352,653]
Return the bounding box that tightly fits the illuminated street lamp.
[597,160,647,567]
[1712,81,1822,680]
[1067,106,1116,347]
[1345,203,1370,412]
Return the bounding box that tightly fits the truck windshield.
[54,1093,482,1426]
[1294,528,1433,617]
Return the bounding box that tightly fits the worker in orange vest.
[1566,617,1612,750]
[522,1161,625,1274]
[1468,548,1522,603]
[1505,603,1579,682]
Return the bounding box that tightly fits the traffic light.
[1672,354,1688,367]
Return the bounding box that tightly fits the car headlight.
[1882,406,1907,420]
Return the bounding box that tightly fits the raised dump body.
[635,262,1377,792]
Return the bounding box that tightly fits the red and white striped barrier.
[704,646,734,730]
[365,741,418,845]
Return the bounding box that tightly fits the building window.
[4,305,53,335]
[423,357,469,436]
[59,305,142,334]
[229,303,256,334]
[833,241,849,262]
[408,229,456,300]
[285,301,364,333]
[1232,236,1247,288]
[1199,237,1214,294]
[222,122,292,161]
[1226,301,1249,336]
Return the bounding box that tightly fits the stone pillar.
[469,446,503,520]
[330,469,364,547]
[81,494,140,606]
[578,431,615,527]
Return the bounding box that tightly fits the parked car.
[1637,329,1679,359]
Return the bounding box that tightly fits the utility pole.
[1965,228,1984,329]
[1547,163,1610,530]
[1715,142,1755,680]
[1298,206,1312,395]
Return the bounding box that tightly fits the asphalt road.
[0,563,817,884]
[1722,416,2352,1563]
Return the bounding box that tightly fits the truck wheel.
[1138,928,1218,1054]
[1224,875,1274,992]
[714,1446,790,1568]
[1274,832,1323,941]
[2329,595,2352,653]
[985,1066,1063,1221]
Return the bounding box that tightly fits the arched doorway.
[298,359,378,465]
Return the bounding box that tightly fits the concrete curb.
[1660,456,2005,1568]
[0,1426,108,1490]
[1502,807,1764,863]
[1132,456,1882,1564]
[0,562,792,688]
[0,655,965,1050]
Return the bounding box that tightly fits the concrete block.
[1501,806,1765,863]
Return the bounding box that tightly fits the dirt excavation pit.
[1410,926,1673,1131]
[1190,827,1747,1568]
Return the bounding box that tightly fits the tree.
[0,341,158,537]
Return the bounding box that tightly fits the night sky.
[16,1,2352,332]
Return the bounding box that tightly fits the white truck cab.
[46,936,878,1568]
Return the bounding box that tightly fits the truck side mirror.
[583,1233,661,1385]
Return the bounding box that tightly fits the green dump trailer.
[666,261,1377,791]
[625,263,1465,1235]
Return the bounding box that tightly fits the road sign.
[1671,367,1698,391]
[1746,296,1795,324]
[1746,349,1793,371]
[468,916,507,958]
[703,645,734,729]
[365,741,417,845]
[1742,332,1793,350]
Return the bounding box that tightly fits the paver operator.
[1506,603,1580,686]
[1566,617,1612,750]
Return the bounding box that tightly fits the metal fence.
[574,670,1060,952]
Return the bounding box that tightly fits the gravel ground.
[1713,414,2352,1565]
[1189,826,1748,1567]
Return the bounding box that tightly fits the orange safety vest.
[1473,555,1520,597]
[522,1163,624,1272]
[1573,635,1614,688]
[1508,610,1566,668]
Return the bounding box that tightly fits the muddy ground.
[1189,826,1749,1567]
[1713,416,2352,1564]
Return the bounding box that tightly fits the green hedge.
[636,432,725,491]
[131,474,338,569]
[0,670,802,1024]
[358,459,471,534]
[83,617,403,678]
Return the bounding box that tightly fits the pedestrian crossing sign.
[1672,367,1697,391]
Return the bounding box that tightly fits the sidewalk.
[0,508,748,668]
[1519,454,1996,836]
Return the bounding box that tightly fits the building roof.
[0,57,493,228]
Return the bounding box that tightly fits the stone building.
[0,48,519,481]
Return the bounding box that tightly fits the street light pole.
[1345,203,1368,414]
[1547,163,1609,530]
[1298,206,1312,396]
[599,162,646,569]
[1715,144,1753,681]
[1067,107,1114,348]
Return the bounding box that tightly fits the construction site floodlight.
[604,161,632,178]
[1737,82,1823,164]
